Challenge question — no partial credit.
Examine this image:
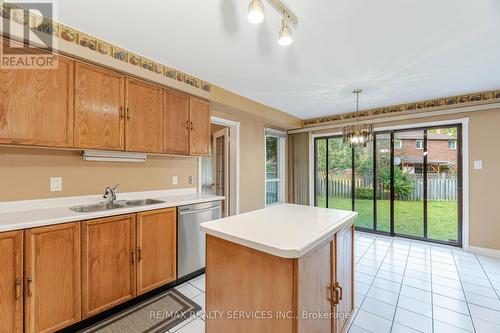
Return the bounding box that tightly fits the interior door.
[189,97,210,156]
[212,128,229,216]
[136,208,177,295]
[125,78,163,153]
[0,55,74,147]
[0,231,23,333]
[82,214,136,318]
[335,225,354,333]
[163,89,190,155]
[74,62,125,150]
[24,223,81,333]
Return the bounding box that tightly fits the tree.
[377,164,415,198]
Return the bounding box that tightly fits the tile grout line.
[388,240,411,332]
[429,244,435,333]
[475,255,500,301]
[451,249,477,332]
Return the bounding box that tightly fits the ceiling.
[54,0,500,120]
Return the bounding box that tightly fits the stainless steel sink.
[70,199,165,213]
[124,199,165,206]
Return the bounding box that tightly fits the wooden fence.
[316,174,457,201]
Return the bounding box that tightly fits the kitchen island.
[201,204,357,333]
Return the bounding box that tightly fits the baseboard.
[468,246,500,258]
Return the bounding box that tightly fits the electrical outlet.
[188,176,194,184]
[50,177,62,192]
[172,176,178,185]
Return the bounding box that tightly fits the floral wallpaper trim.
[303,90,500,126]
[0,2,210,92]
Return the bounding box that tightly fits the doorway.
[199,117,240,217]
[313,124,462,246]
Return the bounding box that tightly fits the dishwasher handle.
[179,206,221,216]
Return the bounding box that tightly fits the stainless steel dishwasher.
[178,200,221,278]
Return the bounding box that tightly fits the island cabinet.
[0,56,74,148]
[203,205,355,333]
[81,214,137,318]
[24,223,81,333]
[0,231,23,333]
[74,62,125,150]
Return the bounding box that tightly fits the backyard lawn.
[316,197,458,242]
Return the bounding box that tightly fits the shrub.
[355,187,373,199]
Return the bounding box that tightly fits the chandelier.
[342,89,373,148]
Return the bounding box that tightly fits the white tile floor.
[172,232,500,333]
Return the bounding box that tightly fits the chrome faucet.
[103,184,120,203]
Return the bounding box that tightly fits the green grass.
[316,197,458,242]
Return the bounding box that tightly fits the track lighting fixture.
[248,0,264,24]
[278,12,293,46]
[247,0,297,45]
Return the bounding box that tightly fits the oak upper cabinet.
[0,231,23,333]
[0,56,74,147]
[334,225,354,333]
[125,78,163,153]
[74,62,125,150]
[136,208,177,295]
[24,223,81,333]
[189,97,210,156]
[82,214,136,318]
[163,89,190,155]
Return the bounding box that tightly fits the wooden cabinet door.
[125,78,163,153]
[136,208,177,295]
[0,231,23,333]
[163,89,190,155]
[74,62,125,150]
[296,238,334,333]
[334,225,354,333]
[82,214,136,318]
[0,56,74,147]
[24,223,81,333]
[189,97,210,156]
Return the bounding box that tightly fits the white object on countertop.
[201,203,357,259]
[0,188,224,232]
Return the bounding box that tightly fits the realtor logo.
[0,1,57,69]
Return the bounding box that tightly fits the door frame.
[212,127,230,216]
[310,118,469,250]
[198,116,240,216]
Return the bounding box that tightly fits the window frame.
[394,139,402,149]
[264,129,286,207]
[448,139,457,150]
[416,139,424,149]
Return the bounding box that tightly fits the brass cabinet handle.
[335,282,343,301]
[186,120,190,130]
[15,277,21,300]
[131,250,135,264]
[138,247,142,262]
[327,284,339,305]
[190,121,194,130]
[126,107,130,120]
[119,106,124,119]
[27,276,33,297]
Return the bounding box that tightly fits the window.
[265,129,286,206]
[394,139,402,149]
[415,140,423,149]
[448,140,457,150]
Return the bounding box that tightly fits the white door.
[212,128,229,217]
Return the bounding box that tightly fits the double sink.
[70,199,165,213]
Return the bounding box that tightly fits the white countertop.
[201,204,357,259]
[0,189,224,232]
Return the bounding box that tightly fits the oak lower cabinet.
[74,62,125,150]
[125,78,163,153]
[189,97,210,156]
[81,214,137,318]
[0,231,23,333]
[24,223,81,333]
[136,208,177,294]
[206,224,354,333]
[0,54,74,147]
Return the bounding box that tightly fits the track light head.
[278,14,293,46]
[248,0,264,24]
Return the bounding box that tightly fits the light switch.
[474,160,483,170]
[188,176,194,184]
[50,177,62,192]
[172,176,178,185]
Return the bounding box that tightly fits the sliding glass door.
[313,124,462,246]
